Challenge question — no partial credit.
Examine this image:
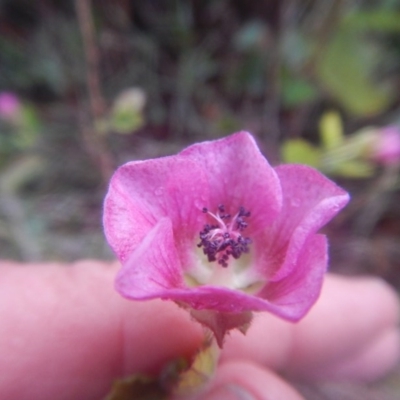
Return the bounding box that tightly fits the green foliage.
[319,111,344,150]
[281,139,321,168]
[344,11,400,32]
[316,29,392,116]
[329,160,375,178]
[105,88,147,135]
[281,73,318,107]
[0,103,41,164]
[109,109,143,134]
[233,20,268,51]
[282,110,396,178]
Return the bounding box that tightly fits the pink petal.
[373,126,400,165]
[0,92,20,118]
[258,234,328,321]
[115,219,326,321]
[115,218,184,296]
[103,156,208,262]
[259,164,349,281]
[180,131,282,232]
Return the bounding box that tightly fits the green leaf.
[20,105,41,133]
[344,11,400,33]
[319,111,344,150]
[110,109,144,134]
[281,139,321,168]
[107,88,147,134]
[233,20,268,51]
[317,30,392,116]
[0,156,44,193]
[281,74,318,107]
[334,160,375,178]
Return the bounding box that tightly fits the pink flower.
[0,92,21,120]
[103,132,349,344]
[372,126,400,166]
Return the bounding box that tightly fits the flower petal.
[258,234,328,321]
[104,156,209,262]
[115,218,184,297]
[116,219,326,321]
[179,131,282,232]
[259,164,349,281]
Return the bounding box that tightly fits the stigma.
[197,204,252,267]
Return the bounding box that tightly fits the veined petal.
[104,156,209,262]
[179,131,282,232]
[115,219,324,318]
[115,218,184,297]
[260,164,349,281]
[258,234,328,321]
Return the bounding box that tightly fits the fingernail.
[206,384,255,400]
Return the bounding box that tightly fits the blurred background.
[1,0,400,397]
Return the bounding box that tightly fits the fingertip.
[220,312,293,370]
[119,298,204,375]
[286,274,400,379]
[328,275,399,325]
[205,361,305,400]
[318,327,400,381]
[0,261,204,400]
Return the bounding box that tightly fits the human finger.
[221,274,400,381]
[286,274,400,380]
[0,260,203,400]
[203,361,305,400]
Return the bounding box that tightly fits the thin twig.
[75,0,114,183]
[302,0,345,76]
[262,0,292,143]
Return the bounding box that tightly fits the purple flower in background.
[0,92,20,120]
[372,126,400,166]
[103,132,349,344]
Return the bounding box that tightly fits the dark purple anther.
[198,204,252,267]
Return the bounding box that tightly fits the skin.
[0,260,398,400]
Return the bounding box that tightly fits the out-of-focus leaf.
[216,114,240,134]
[225,52,267,97]
[0,156,44,193]
[281,139,321,168]
[333,160,375,178]
[344,11,400,32]
[317,31,392,116]
[233,20,268,51]
[281,29,312,69]
[107,88,147,134]
[110,110,144,134]
[20,105,41,133]
[281,73,318,107]
[12,105,41,149]
[320,136,371,173]
[319,110,344,150]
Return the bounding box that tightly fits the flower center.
[197,204,252,267]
